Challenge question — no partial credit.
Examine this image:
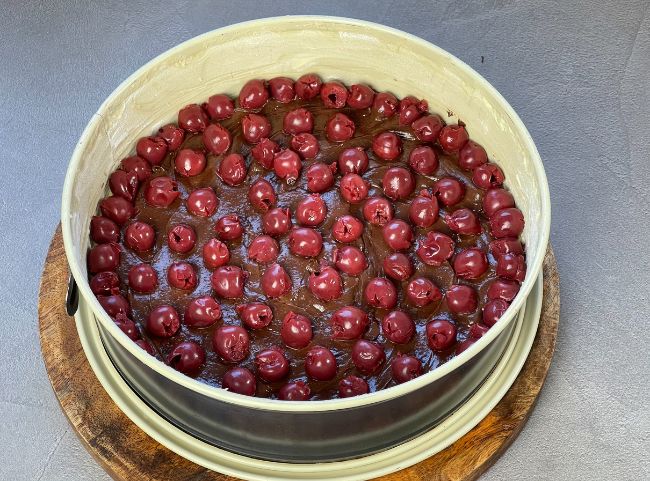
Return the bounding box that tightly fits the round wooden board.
[39,226,560,481]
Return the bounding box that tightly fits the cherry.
[222,367,256,396]
[330,306,369,340]
[446,285,478,314]
[433,177,465,206]
[166,341,205,377]
[372,131,402,161]
[288,228,322,257]
[114,315,139,341]
[406,277,442,307]
[281,312,313,349]
[426,319,457,351]
[411,114,444,142]
[213,325,250,363]
[291,133,320,159]
[90,216,119,244]
[211,266,246,298]
[158,124,185,151]
[453,248,488,279]
[372,92,398,117]
[326,113,355,142]
[305,346,337,381]
[214,214,243,241]
[269,77,295,103]
[363,197,394,226]
[306,162,336,192]
[496,253,526,282]
[399,96,428,125]
[446,208,482,235]
[237,303,273,330]
[98,294,130,318]
[218,153,247,186]
[382,310,415,344]
[261,263,292,298]
[242,113,271,144]
[296,194,327,226]
[202,239,230,269]
[339,376,369,398]
[203,94,235,120]
[339,173,369,203]
[469,323,490,339]
[459,140,488,171]
[99,196,134,225]
[333,246,367,276]
[408,146,438,176]
[347,84,375,109]
[338,147,369,175]
[146,305,180,337]
[273,149,301,184]
[438,124,469,152]
[382,219,414,251]
[490,207,525,238]
[186,187,218,217]
[409,192,439,228]
[321,81,348,108]
[178,104,208,132]
[121,156,152,182]
[295,73,322,100]
[416,231,454,266]
[483,299,509,327]
[262,208,292,236]
[251,138,279,169]
[489,238,524,257]
[184,296,222,328]
[144,176,179,207]
[456,338,477,355]
[383,167,415,200]
[202,123,231,155]
[383,252,414,281]
[128,263,157,293]
[124,221,155,252]
[109,170,138,201]
[364,277,397,309]
[167,262,197,290]
[332,215,364,243]
[483,188,515,217]
[136,136,168,165]
[88,243,120,273]
[309,266,342,302]
[283,108,313,135]
[473,163,505,189]
[175,149,206,177]
[238,79,268,110]
[247,235,279,264]
[135,339,155,355]
[279,381,310,401]
[255,348,290,382]
[352,340,385,375]
[391,355,422,383]
[167,224,196,253]
[487,278,520,302]
[90,271,120,296]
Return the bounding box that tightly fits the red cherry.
[261,263,292,298]
[166,341,205,376]
[409,192,439,227]
[364,277,397,309]
[295,73,322,100]
[167,262,197,290]
[445,208,482,235]
[382,219,414,251]
[247,235,279,264]
[446,285,479,314]
[309,266,342,302]
[128,263,157,293]
[214,214,243,241]
[167,224,196,253]
[158,124,185,151]
[291,133,320,159]
[203,94,234,120]
[411,115,444,142]
[433,177,465,206]
[251,138,279,169]
[372,92,398,117]
[146,305,180,338]
[88,243,121,273]
[382,167,415,200]
[99,196,134,225]
[426,319,457,351]
[399,96,428,125]
[114,314,139,341]
[339,173,369,203]
[238,79,269,110]
[321,81,348,108]
[247,178,276,212]
[262,208,292,236]
[283,108,313,135]
[330,306,369,340]
[186,187,219,217]
[296,194,327,226]
[124,221,155,252]
[363,197,394,226]
[144,176,179,207]
[202,123,231,155]
[305,346,337,381]
[489,238,524,257]
[459,140,488,171]
[490,207,525,238]
[333,246,367,276]
[237,302,273,329]
[391,355,422,383]
[483,299,509,327]
[487,278,520,302]
[382,310,415,344]
[136,136,168,165]
[135,339,155,355]
[255,348,290,382]
[211,266,246,298]
[184,296,222,328]
[288,228,322,257]
[178,104,208,132]
[218,153,247,186]
[306,162,336,192]
[269,77,295,103]
[453,248,489,279]
[281,312,313,349]
[383,252,414,281]
[90,216,119,244]
[90,271,120,296]
[469,323,490,339]
[121,156,152,182]
[279,381,311,401]
[242,113,271,144]
[222,367,256,396]
[438,124,469,152]
[456,338,477,355]
[347,84,375,109]
[338,147,369,175]
[175,149,206,177]
[496,253,526,282]
[339,376,369,398]
[408,146,439,176]
[416,231,455,266]
[202,239,230,269]
[473,163,505,189]
[483,188,515,217]
[273,149,301,184]
[406,277,442,307]
[372,131,402,161]
[352,340,385,374]
[109,170,138,201]
[98,294,130,318]
[213,325,250,362]
[326,113,355,142]
[332,215,364,243]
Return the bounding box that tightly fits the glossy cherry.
[487,278,520,302]
[281,312,313,349]
[490,207,525,238]
[291,133,320,159]
[351,340,385,375]
[306,162,336,192]
[109,170,138,201]
[409,192,439,228]
[146,305,180,338]
[90,271,120,296]
[295,73,322,100]
[222,367,256,396]
[326,113,355,142]
[304,346,337,381]
[202,123,231,155]
[279,381,310,401]
[339,173,369,203]
[496,253,526,282]
[283,108,313,135]
[98,294,130,318]
[288,228,322,257]
[88,243,121,273]
[144,176,179,207]
[453,248,489,279]
[372,131,402,161]
[175,149,206,177]
[136,136,168,165]
[438,124,469,152]
[124,221,155,252]
[406,277,442,307]
[445,208,482,235]
[408,146,438,176]
[459,140,488,171]
[251,138,279,169]
[214,214,243,241]
[446,285,479,314]
[363,197,394,226]
[247,235,279,264]
[339,376,369,398]
[372,92,398,117]
[242,113,271,144]
[332,215,364,243]
[296,194,327,226]
[186,187,218,217]
[364,277,397,309]
[347,84,375,109]
[416,231,454,266]
[473,163,505,189]
[399,95,428,125]
[383,252,414,281]
[338,147,369,175]
[167,224,196,253]
[469,323,490,339]
[330,306,369,340]
[167,341,206,376]
[218,153,247,186]
[426,319,457,351]
[262,208,292,236]
[128,263,157,293]
[411,114,444,142]
[178,104,208,132]
[184,296,222,328]
[167,262,197,290]
[391,355,422,384]
[333,246,367,276]
[213,325,250,363]
[261,263,292,298]
[383,167,415,200]
[90,216,120,244]
[158,124,185,151]
[309,266,342,302]
[483,299,509,327]
[433,177,465,206]
[99,196,134,225]
[382,219,414,251]
[382,310,415,344]
[237,303,273,330]
[321,81,348,108]
[483,188,515,217]
[114,315,139,341]
[273,149,301,184]
[489,238,524,257]
[269,77,295,103]
[255,348,290,382]
[202,239,230,269]
[121,155,152,182]
[203,94,234,120]
[211,266,246,298]
[238,79,268,110]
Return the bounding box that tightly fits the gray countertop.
[1,1,649,479]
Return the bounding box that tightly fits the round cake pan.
[61,16,551,463]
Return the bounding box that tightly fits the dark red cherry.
[332,215,364,243]
[121,156,152,182]
[90,271,120,296]
[487,278,520,302]
[109,170,138,201]
[175,149,206,177]
[372,92,398,117]
[128,263,157,293]
[247,235,279,264]
[496,253,526,282]
[347,84,375,109]
[167,341,205,377]
[202,239,230,269]
[321,81,348,108]
[364,277,397,309]
[135,339,155,355]
[222,367,256,396]
[167,224,196,253]
[202,123,231,155]
[241,113,271,144]
[237,302,273,330]
[261,263,292,298]
[305,346,337,381]
[446,285,479,314]
[158,124,185,151]
[98,294,130,318]
[288,228,322,257]
[426,319,457,351]
[352,340,385,375]
[136,136,168,165]
[382,310,415,344]
[326,113,355,142]
[456,338,477,355]
[483,299,509,327]
[238,79,269,110]
[184,296,222,328]
[114,314,139,341]
[262,208,292,236]
[416,231,455,266]
[473,163,505,189]
[469,322,490,339]
[90,216,119,244]
[406,277,442,307]
[489,238,524,257]
[211,266,246,298]
[445,208,482,235]
[269,77,295,103]
[490,207,525,238]
[433,177,465,206]
[411,114,444,142]
[167,262,197,290]
[295,73,322,100]
[333,246,367,276]
[459,140,488,171]
[146,305,180,338]
[279,381,310,401]
[363,197,394,226]
[382,219,413,251]
[99,196,134,225]
[330,306,369,340]
[408,146,438,175]
[382,167,415,200]
[399,95,428,125]
[203,94,235,120]
[338,147,369,174]
[391,355,422,384]
[186,187,218,217]
[309,266,342,302]
[273,149,301,184]
[438,124,469,152]
[453,248,489,279]
[255,348,290,383]
[144,176,179,207]
[383,253,414,281]
[214,214,243,241]
[296,194,327,226]
[124,221,155,252]
[218,153,247,186]
[339,173,369,203]
[283,108,313,135]
[372,131,402,161]
[251,138,279,169]
[339,376,369,398]
[178,104,208,132]
[306,162,336,193]
[409,192,439,227]
[281,312,313,349]
[213,325,250,362]
[291,133,320,159]
[88,243,121,273]
[483,188,515,217]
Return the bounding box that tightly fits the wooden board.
[39,226,560,481]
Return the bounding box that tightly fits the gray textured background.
[1,1,649,480]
